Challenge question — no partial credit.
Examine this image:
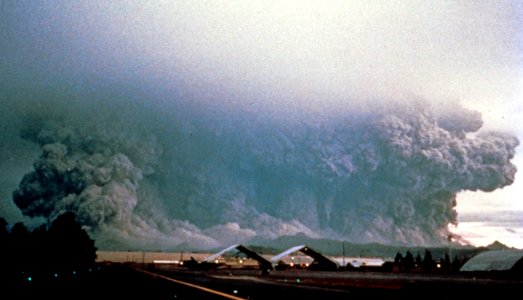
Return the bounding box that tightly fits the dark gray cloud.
[3,95,517,249]
[1,1,520,249]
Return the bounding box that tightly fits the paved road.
[136,269,248,299]
[141,267,523,299]
[7,265,522,299]
[138,268,354,299]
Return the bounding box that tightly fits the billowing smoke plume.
[12,99,518,249]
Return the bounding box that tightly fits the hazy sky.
[1,1,522,248]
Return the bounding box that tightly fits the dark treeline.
[387,249,468,273]
[0,212,96,273]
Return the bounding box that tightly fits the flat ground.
[4,263,522,299]
[150,266,523,299]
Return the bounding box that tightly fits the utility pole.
[447,234,453,271]
[342,242,346,267]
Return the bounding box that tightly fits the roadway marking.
[135,268,247,300]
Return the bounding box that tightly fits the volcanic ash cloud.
[12,101,519,249]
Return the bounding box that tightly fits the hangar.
[460,250,523,272]
[270,245,339,271]
[204,244,273,273]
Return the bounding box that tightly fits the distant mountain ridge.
[244,234,480,259]
[484,240,511,250]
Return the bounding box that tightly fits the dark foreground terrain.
[3,263,522,299]
[148,266,523,299]
[2,264,231,299]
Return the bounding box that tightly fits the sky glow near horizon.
[1,1,522,248]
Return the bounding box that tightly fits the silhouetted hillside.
[484,240,511,250]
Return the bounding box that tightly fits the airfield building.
[271,245,339,271]
[460,250,523,273]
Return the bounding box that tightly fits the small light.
[27,277,32,282]
[239,259,243,264]
[296,278,301,283]
[289,262,294,267]
[233,290,238,294]
[214,259,219,264]
[436,263,441,268]
[54,273,58,278]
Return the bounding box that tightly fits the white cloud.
[450,222,523,249]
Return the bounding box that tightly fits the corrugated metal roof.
[460,250,523,272]
[270,245,307,263]
[203,244,273,270]
[204,244,240,262]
